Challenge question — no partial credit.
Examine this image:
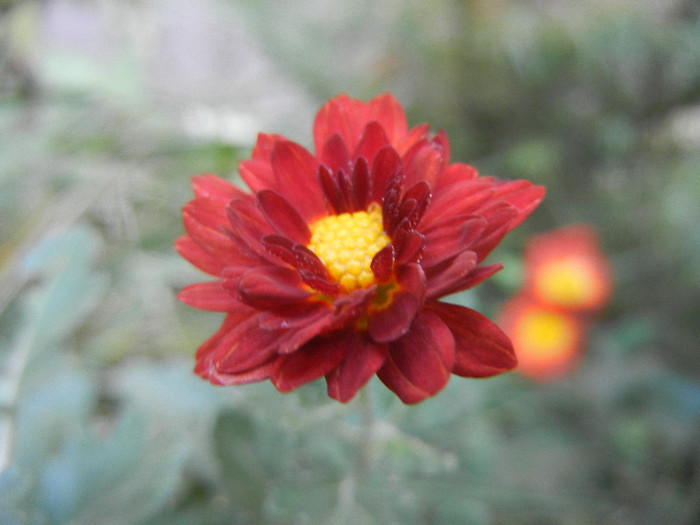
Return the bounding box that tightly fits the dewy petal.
[178,281,239,311]
[370,146,402,203]
[256,189,311,244]
[368,263,425,343]
[427,302,517,377]
[326,332,389,403]
[377,311,455,404]
[271,335,348,393]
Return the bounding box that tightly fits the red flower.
[498,295,586,382]
[523,225,612,313]
[176,93,545,404]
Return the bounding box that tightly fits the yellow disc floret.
[307,203,390,293]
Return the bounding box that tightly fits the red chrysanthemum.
[176,93,545,404]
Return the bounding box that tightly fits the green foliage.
[1,0,699,524]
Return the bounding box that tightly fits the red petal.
[207,359,278,386]
[370,146,402,203]
[233,266,313,309]
[421,216,487,269]
[314,94,366,156]
[368,263,425,343]
[402,139,445,188]
[191,174,246,202]
[425,250,478,299]
[326,333,389,402]
[256,190,311,244]
[270,140,325,220]
[370,244,395,283]
[431,263,503,299]
[366,93,408,146]
[377,311,455,404]
[271,335,348,392]
[175,235,228,276]
[177,281,239,311]
[238,133,284,192]
[354,121,391,165]
[427,302,517,377]
[320,133,350,174]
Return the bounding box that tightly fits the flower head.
[497,295,585,382]
[176,93,545,404]
[523,225,612,312]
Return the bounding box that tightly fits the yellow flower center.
[307,203,390,293]
[517,310,577,358]
[536,259,600,309]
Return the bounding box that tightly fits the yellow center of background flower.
[536,259,599,309]
[307,203,390,293]
[516,310,577,358]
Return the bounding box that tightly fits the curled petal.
[377,311,455,404]
[233,266,313,309]
[370,146,402,203]
[427,302,517,377]
[370,244,395,283]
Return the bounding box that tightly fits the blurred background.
[1,0,699,523]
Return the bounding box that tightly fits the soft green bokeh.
[1,1,699,523]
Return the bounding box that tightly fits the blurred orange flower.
[499,224,611,382]
[498,295,586,382]
[523,225,612,312]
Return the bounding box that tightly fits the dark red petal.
[270,140,325,220]
[191,174,247,202]
[318,165,344,213]
[271,336,348,392]
[402,139,445,188]
[425,250,478,299]
[355,121,391,165]
[429,263,503,299]
[377,311,455,404]
[205,314,282,375]
[392,219,425,264]
[320,133,350,174]
[298,270,341,296]
[326,333,389,402]
[370,146,402,203]
[381,172,404,233]
[368,263,425,343]
[351,157,371,211]
[292,244,332,280]
[234,266,313,309]
[370,244,395,283]
[256,190,311,244]
[427,301,517,377]
[401,181,431,228]
[421,215,487,269]
[177,282,239,311]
